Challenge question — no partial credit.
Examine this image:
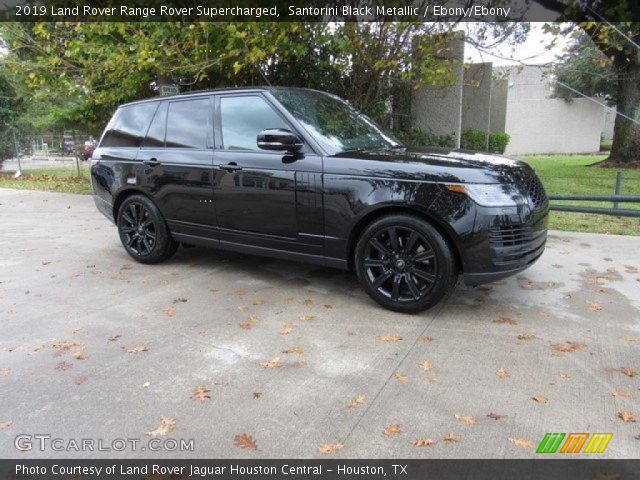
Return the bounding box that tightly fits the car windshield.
[271,88,403,155]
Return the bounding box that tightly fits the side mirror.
[257,129,303,153]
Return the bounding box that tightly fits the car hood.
[325,146,531,184]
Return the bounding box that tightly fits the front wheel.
[354,214,458,313]
[117,194,178,264]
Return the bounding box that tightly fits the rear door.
[212,93,323,255]
[136,96,217,235]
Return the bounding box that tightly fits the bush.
[460,128,510,154]
[460,128,487,151]
[394,127,455,148]
[488,131,510,154]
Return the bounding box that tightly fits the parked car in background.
[81,140,97,160]
[91,87,549,312]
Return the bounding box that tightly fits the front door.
[212,93,323,255]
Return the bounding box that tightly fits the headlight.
[445,183,524,207]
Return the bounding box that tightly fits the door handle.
[220,162,242,172]
[143,158,160,167]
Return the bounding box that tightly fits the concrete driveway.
[0,188,638,459]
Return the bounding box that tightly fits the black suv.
[91,87,548,312]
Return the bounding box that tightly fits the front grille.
[489,225,533,248]
[514,170,548,211]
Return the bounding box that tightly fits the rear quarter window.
[100,102,158,148]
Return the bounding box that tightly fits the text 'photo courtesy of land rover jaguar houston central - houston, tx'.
[91,87,549,313]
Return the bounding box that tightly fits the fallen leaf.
[588,302,602,312]
[108,334,121,342]
[418,360,435,371]
[621,335,636,343]
[624,264,638,273]
[383,423,403,437]
[538,309,551,318]
[282,346,303,354]
[239,323,252,330]
[551,341,586,353]
[618,411,636,423]
[69,327,82,334]
[261,357,281,369]
[594,474,621,480]
[233,290,247,297]
[302,299,314,306]
[417,336,434,343]
[496,368,510,379]
[280,323,293,335]
[560,373,570,380]
[443,433,461,442]
[394,372,408,382]
[252,299,265,306]
[621,366,637,377]
[237,305,248,312]
[248,315,259,324]
[323,304,333,309]
[517,333,537,341]
[0,367,11,377]
[0,420,13,429]
[299,315,315,321]
[532,395,549,404]
[55,361,72,371]
[509,437,535,449]
[234,433,259,450]
[455,414,477,425]
[377,334,403,342]
[410,438,436,447]
[191,387,211,403]
[128,345,149,354]
[253,392,262,399]
[318,443,343,454]
[164,307,174,317]
[74,375,87,385]
[346,394,367,408]
[612,390,633,398]
[147,416,176,437]
[493,316,517,325]
[487,413,506,420]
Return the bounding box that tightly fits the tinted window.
[143,102,168,147]
[165,99,210,149]
[101,103,158,148]
[220,96,288,151]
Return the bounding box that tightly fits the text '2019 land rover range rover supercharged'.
[91,87,548,313]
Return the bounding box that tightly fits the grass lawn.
[522,155,640,236]
[0,166,92,194]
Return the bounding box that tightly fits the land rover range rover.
[91,87,548,312]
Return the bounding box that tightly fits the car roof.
[119,86,326,108]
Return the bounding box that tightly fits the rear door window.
[142,102,168,148]
[101,102,158,148]
[165,98,210,149]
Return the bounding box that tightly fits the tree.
[0,21,526,133]
[538,0,640,164]
[0,62,22,163]
[551,32,617,104]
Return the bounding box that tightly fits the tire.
[354,214,458,313]
[117,194,178,264]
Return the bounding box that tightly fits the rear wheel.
[354,214,457,313]
[117,194,178,264]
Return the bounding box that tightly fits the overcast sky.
[465,23,572,66]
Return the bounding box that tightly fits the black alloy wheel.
[117,194,178,264]
[355,214,457,313]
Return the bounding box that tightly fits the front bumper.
[462,203,549,286]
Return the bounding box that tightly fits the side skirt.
[171,232,349,270]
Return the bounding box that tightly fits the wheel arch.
[347,206,463,273]
[112,188,154,221]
